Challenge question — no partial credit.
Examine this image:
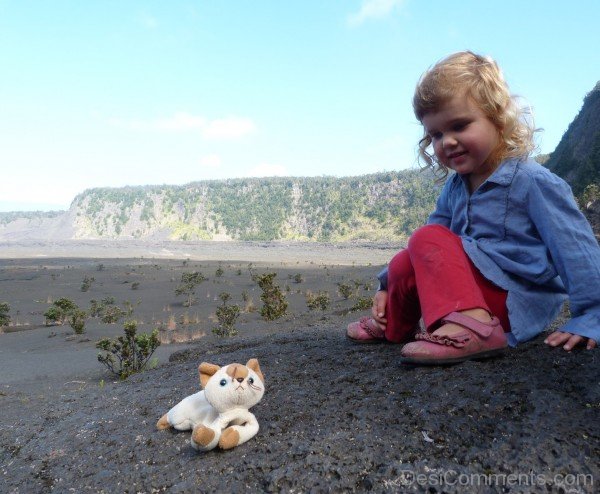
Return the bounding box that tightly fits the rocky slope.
[545,81,600,196]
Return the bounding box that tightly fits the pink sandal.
[346,317,386,343]
[400,311,507,365]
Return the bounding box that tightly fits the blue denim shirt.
[379,157,600,346]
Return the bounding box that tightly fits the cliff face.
[0,170,438,242]
[545,81,600,197]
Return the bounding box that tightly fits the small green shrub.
[581,183,599,207]
[89,299,101,317]
[213,304,240,337]
[0,302,10,327]
[81,276,95,292]
[213,292,240,337]
[44,298,79,325]
[255,272,288,321]
[44,305,63,325]
[54,297,78,314]
[215,266,224,277]
[293,273,303,283]
[89,297,129,323]
[69,309,87,334]
[305,291,331,311]
[122,300,136,317]
[96,320,160,380]
[351,296,373,312]
[131,282,140,290]
[175,271,206,307]
[337,282,354,300]
[101,305,126,324]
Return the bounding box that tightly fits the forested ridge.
[65,170,439,241]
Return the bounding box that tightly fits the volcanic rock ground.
[0,242,598,493]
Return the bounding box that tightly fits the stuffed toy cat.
[156,358,265,451]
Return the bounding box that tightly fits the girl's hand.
[372,290,388,329]
[544,331,597,351]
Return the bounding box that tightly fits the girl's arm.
[527,173,600,347]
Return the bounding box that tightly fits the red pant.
[385,224,510,343]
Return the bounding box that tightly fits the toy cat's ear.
[246,358,264,384]
[199,362,220,389]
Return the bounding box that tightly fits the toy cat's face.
[200,359,265,413]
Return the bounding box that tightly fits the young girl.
[347,51,600,365]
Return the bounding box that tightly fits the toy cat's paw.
[219,427,240,450]
[156,414,170,430]
[191,424,218,451]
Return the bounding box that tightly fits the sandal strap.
[440,312,500,338]
[415,332,469,348]
[359,317,384,339]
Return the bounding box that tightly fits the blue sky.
[1,0,599,212]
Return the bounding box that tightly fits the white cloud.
[245,163,288,178]
[108,113,256,140]
[199,154,222,168]
[347,0,405,27]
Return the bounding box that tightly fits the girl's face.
[422,93,501,190]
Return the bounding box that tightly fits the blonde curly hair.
[413,51,537,175]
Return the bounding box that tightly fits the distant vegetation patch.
[0,210,64,225]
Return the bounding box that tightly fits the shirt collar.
[485,158,519,186]
[456,158,519,188]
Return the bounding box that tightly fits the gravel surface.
[1,313,598,493]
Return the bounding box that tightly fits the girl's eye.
[248,377,254,384]
[219,379,227,387]
[430,132,442,141]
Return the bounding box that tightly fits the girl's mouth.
[447,151,467,160]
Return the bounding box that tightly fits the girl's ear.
[246,358,264,384]
[199,362,220,389]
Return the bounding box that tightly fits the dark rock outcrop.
[545,82,600,196]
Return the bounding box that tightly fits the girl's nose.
[442,134,458,148]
